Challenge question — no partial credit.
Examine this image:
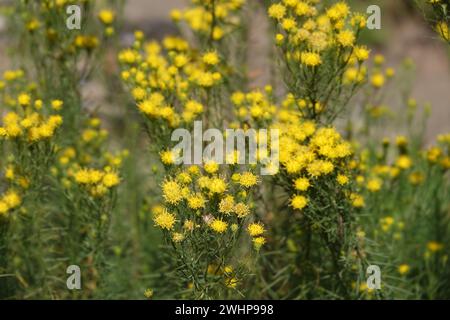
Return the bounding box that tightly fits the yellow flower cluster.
[0,111,62,142]
[73,167,120,197]
[268,1,371,120]
[274,116,353,209]
[3,165,31,190]
[0,190,21,217]
[153,165,265,249]
[170,0,245,41]
[269,1,368,64]
[11,0,106,53]
[119,33,226,129]
[231,88,277,123]
[0,76,63,142]
[355,132,450,199]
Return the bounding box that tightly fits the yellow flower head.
[202,51,220,66]
[98,10,115,25]
[371,73,385,88]
[208,177,227,194]
[268,4,286,20]
[187,193,206,210]
[301,52,322,67]
[291,195,308,210]
[162,180,183,204]
[427,241,444,252]
[337,174,349,185]
[234,203,250,218]
[396,155,412,170]
[367,177,382,192]
[247,222,265,237]
[398,264,410,275]
[102,172,120,188]
[252,236,266,250]
[294,177,310,191]
[204,160,219,174]
[337,30,355,47]
[154,209,176,230]
[51,99,64,111]
[350,193,365,208]
[210,219,228,233]
[219,195,235,214]
[238,172,258,188]
[18,93,31,106]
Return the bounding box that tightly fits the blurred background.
[0,0,448,141]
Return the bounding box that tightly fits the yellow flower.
[202,51,220,66]
[219,195,235,214]
[296,2,311,16]
[2,191,21,209]
[374,54,385,65]
[380,216,394,232]
[427,241,444,252]
[386,68,395,78]
[170,9,182,22]
[396,155,412,170]
[300,52,322,67]
[371,73,385,88]
[427,147,442,163]
[247,222,265,237]
[204,160,219,174]
[51,99,63,111]
[160,150,178,165]
[74,169,91,184]
[252,236,266,250]
[144,288,154,299]
[336,174,349,185]
[5,165,14,180]
[223,265,233,275]
[162,180,183,204]
[275,33,284,44]
[88,170,104,184]
[184,219,195,231]
[187,193,206,210]
[337,30,355,47]
[409,172,424,185]
[225,277,238,288]
[98,10,115,25]
[398,264,410,275]
[208,178,227,194]
[282,18,297,32]
[294,177,310,191]
[172,232,184,243]
[26,19,40,31]
[367,178,382,192]
[154,209,176,230]
[396,135,408,147]
[18,93,31,106]
[268,4,286,20]
[234,203,250,218]
[354,46,370,61]
[102,172,120,188]
[326,2,349,20]
[291,195,308,210]
[210,219,228,233]
[238,172,258,188]
[0,201,9,215]
[350,193,365,208]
